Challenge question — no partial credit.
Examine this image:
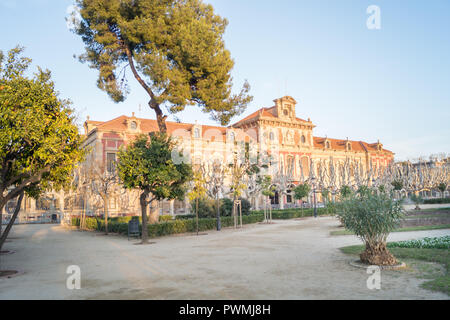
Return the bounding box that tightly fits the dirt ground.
[0,217,449,300]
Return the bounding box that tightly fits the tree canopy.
[117,133,192,201]
[0,46,85,247]
[0,46,85,205]
[73,0,253,132]
[294,183,310,201]
[117,132,192,242]
[336,189,404,266]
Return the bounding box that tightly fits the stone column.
[254,196,259,211]
[184,198,190,215]
[30,198,36,213]
[59,191,65,213]
[280,194,285,210]
[170,200,175,216]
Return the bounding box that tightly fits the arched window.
[301,135,306,144]
[269,132,275,141]
[130,121,137,130]
[286,184,295,203]
[287,156,294,175]
[326,141,331,149]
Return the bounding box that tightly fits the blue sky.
[0,0,449,161]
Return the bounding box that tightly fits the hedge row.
[252,207,334,219]
[72,214,265,238]
[71,206,335,239]
[423,198,450,204]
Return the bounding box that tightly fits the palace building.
[2,96,394,221]
[78,96,394,215]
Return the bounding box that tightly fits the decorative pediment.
[126,113,141,132]
[274,96,298,120]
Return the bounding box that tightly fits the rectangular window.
[107,153,116,173]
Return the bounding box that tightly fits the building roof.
[313,137,393,154]
[233,106,310,127]
[85,115,228,139]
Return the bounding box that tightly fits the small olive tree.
[260,176,275,223]
[187,169,207,235]
[410,193,423,210]
[293,183,311,215]
[437,182,447,198]
[339,185,352,199]
[336,189,404,266]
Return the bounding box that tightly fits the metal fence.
[1,212,61,225]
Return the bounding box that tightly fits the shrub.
[240,199,251,215]
[388,236,450,250]
[175,214,196,220]
[220,198,233,216]
[410,194,424,207]
[423,198,450,204]
[252,207,333,219]
[195,197,216,218]
[340,185,352,199]
[220,198,251,216]
[71,214,265,239]
[336,189,404,266]
[159,215,174,222]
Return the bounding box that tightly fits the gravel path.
[0,217,449,300]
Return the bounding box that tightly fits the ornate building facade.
[79,96,394,215]
[2,96,394,221]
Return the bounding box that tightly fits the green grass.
[339,244,450,295]
[331,224,450,236]
[407,207,450,213]
[406,213,450,219]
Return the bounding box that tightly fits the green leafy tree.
[391,180,403,191]
[117,133,192,243]
[260,175,275,222]
[187,169,207,235]
[437,182,447,197]
[336,189,404,266]
[228,154,258,227]
[357,185,370,196]
[0,46,85,251]
[72,0,252,133]
[293,183,311,215]
[321,188,330,204]
[340,185,352,199]
[410,193,423,210]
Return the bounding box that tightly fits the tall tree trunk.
[0,192,24,252]
[196,197,199,236]
[148,199,160,224]
[154,103,168,134]
[104,195,109,235]
[0,199,4,238]
[301,199,304,217]
[216,196,221,231]
[124,45,168,134]
[140,192,149,244]
[360,241,398,266]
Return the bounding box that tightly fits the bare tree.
[202,161,227,231]
[89,161,119,234]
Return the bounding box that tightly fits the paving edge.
[349,260,407,270]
